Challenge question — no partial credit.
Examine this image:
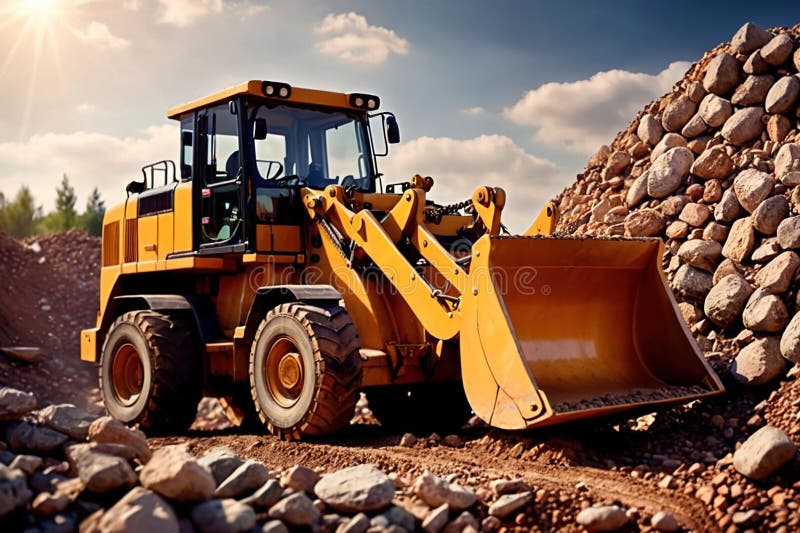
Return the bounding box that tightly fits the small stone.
[282,465,320,493]
[637,114,664,146]
[198,446,244,486]
[742,289,788,332]
[698,94,733,127]
[687,80,706,103]
[731,336,786,386]
[140,445,216,502]
[678,203,711,227]
[666,221,689,239]
[88,416,151,464]
[777,216,800,250]
[662,95,697,132]
[765,76,800,114]
[588,145,611,168]
[733,425,797,479]
[0,463,32,518]
[780,312,800,364]
[66,443,138,493]
[5,422,68,453]
[576,505,629,532]
[677,239,721,271]
[722,217,756,262]
[730,22,772,55]
[775,143,800,180]
[0,387,37,421]
[651,511,679,532]
[732,75,775,106]
[97,487,179,532]
[715,189,741,223]
[262,520,290,533]
[625,173,648,208]
[192,498,257,533]
[624,209,664,237]
[399,433,418,447]
[703,221,729,242]
[691,147,734,181]
[422,503,449,533]
[338,513,369,533]
[216,460,270,499]
[761,33,794,65]
[755,251,800,293]
[671,264,713,304]
[38,404,96,441]
[752,195,788,235]
[241,479,282,510]
[605,151,631,176]
[703,53,741,96]
[646,147,694,198]
[679,302,703,324]
[443,510,479,533]
[704,274,753,328]
[721,107,764,146]
[9,454,42,474]
[490,478,530,496]
[381,505,416,531]
[414,471,476,511]
[783,171,800,186]
[681,113,709,138]
[733,169,773,213]
[659,195,689,216]
[488,492,531,518]
[268,493,321,527]
[441,435,464,448]
[767,114,792,143]
[315,464,395,513]
[744,49,771,75]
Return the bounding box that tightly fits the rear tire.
[249,303,362,440]
[368,382,472,434]
[99,310,201,434]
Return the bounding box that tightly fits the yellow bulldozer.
[80,81,723,439]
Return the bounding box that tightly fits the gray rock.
[777,216,800,250]
[731,337,786,386]
[752,195,788,235]
[646,147,693,198]
[775,143,800,180]
[698,94,732,127]
[315,464,395,513]
[422,503,449,533]
[443,511,479,533]
[489,478,531,496]
[744,50,771,75]
[742,289,788,332]
[38,404,96,441]
[0,387,37,421]
[733,425,797,479]
[721,107,764,146]
[88,416,151,464]
[488,492,531,518]
[198,446,244,486]
[765,76,800,114]
[140,445,216,502]
[9,454,41,475]
[662,95,696,132]
[651,511,680,532]
[66,443,138,493]
[262,520,290,533]
[97,487,179,533]
[624,209,664,237]
[268,493,321,527]
[671,264,713,304]
[281,465,320,494]
[722,217,756,262]
[704,274,753,328]
[215,460,270,499]
[715,189,741,223]
[192,498,257,533]
[687,80,706,103]
[780,312,800,364]
[782,171,800,186]
[681,113,709,138]
[0,463,32,518]
[576,505,629,532]
[637,114,664,146]
[730,22,772,55]
[761,33,794,66]
[625,173,648,208]
[241,479,282,509]
[755,251,800,294]
[703,53,741,95]
[677,239,722,272]
[733,169,773,213]
[5,422,68,453]
[752,239,782,262]
[650,133,687,162]
[732,75,775,106]
[413,471,476,511]
[381,505,416,531]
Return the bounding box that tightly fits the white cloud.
[505,61,690,156]
[314,12,409,65]
[379,135,562,232]
[0,126,175,211]
[122,0,141,10]
[72,21,131,50]
[157,0,223,27]
[230,1,269,18]
[76,103,97,114]
[461,106,486,116]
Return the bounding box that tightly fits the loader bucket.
[459,235,723,430]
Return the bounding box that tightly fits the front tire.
[99,310,201,434]
[249,303,362,440]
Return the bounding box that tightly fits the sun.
[19,0,58,17]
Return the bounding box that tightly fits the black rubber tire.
[99,310,201,434]
[367,382,472,434]
[249,303,362,440]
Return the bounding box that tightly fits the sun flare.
[19,0,58,18]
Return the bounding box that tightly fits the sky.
[0,0,798,231]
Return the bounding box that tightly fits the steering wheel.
[256,160,284,180]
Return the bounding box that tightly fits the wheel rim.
[111,343,144,406]
[265,336,305,408]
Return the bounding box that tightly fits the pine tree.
[54,173,78,230]
[1,186,39,237]
[82,187,106,236]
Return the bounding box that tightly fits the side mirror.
[253,118,267,140]
[386,116,400,144]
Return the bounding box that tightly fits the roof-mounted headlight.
[349,93,380,110]
[262,81,291,99]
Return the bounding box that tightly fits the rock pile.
[555,23,800,391]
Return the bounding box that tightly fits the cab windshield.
[244,101,375,192]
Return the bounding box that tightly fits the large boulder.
[646,147,694,198]
[698,94,733,127]
[730,337,786,386]
[66,443,138,493]
[760,33,793,65]
[662,95,697,132]
[704,274,754,328]
[732,75,775,106]
[721,107,765,145]
[88,417,151,464]
[733,425,797,480]
[140,445,215,502]
[314,464,395,513]
[765,75,800,114]
[742,289,788,332]
[703,53,741,95]
[730,22,772,55]
[637,114,664,146]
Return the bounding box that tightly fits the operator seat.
[305,162,337,189]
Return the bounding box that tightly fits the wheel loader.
[80,80,723,439]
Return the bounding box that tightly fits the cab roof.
[167,80,380,120]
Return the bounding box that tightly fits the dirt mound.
[0,230,101,413]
